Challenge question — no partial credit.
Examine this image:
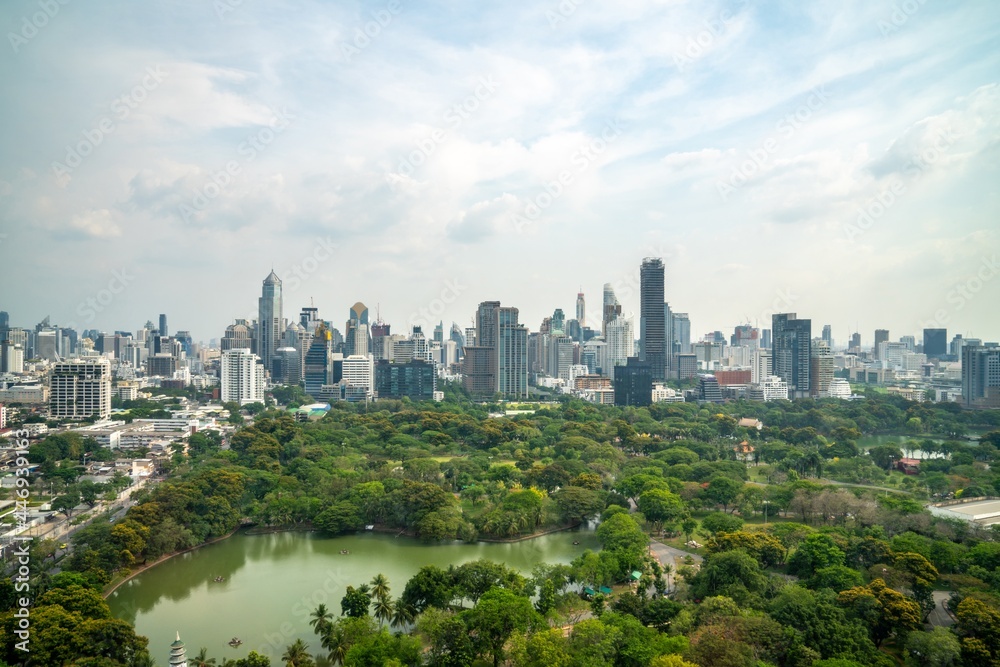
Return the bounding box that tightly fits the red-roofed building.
[896,458,921,474]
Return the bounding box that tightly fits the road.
[649,540,703,591]
[927,590,955,627]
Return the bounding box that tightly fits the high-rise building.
[874,329,889,360]
[672,313,691,354]
[749,375,789,401]
[849,332,862,351]
[962,342,1000,408]
[257,270,283,372]
[497,307,528,398]
[300,306,321,331]
[731,325,760,348]
[342,354,375,399]
[462,301,527,398]
[675,353,697,380]
[751,348,772,384]
[822,324,832,349]
[923,328,947,358]
[698,375,723,403]
[35,330,58,361]
[222,319,254,352]
[605,317,634,375]
[547,335,575,382]
[303,323,333,397]
[551,309,566,335]
[810,340,834,397]
[576,290,586,328]
[900,335,916,352]
[273,347,301,386]
[221,349,265,406]
[639,258,666,381]
[602,284,621,337]
[147,354,178,377]
[159,314,168,338]
[49,358,112,419]
[772,313,811,399]
[0,311,8,342]
[614,357,652,406]
[375,359,436,400]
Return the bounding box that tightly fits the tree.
[681,518,698,543]
[837,578,921,646]
[703,476,744,513]
[52,490,81,516]
[700,512,743,535]
[341,585,372,619]
[806,565,864,593]
[463,588,540,667]
[401,566,453,612]
[551,486,605,524]
[314,502,363,536]
[689,550,770,606]
[522,628,571,667]
[423,614,474,667]
[281,638,315,667]
[904,627,960,667]
[309,604,333,637]
[595,513,649,577]
[453,560,524,605]
[705,531,785,567]
[191,647,217,666]
[370,574,390,602]
[788,533,845,577]
[638,489,686,534]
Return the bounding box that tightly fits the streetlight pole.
[762,500,771,526]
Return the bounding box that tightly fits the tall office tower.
[1,341,24,373]
[731,324,760,348]
[300,306,321,331]
[810,340,834,397]
[342,354,375,399]
[465,327,477,348]
[761,328,771,351]
[432,322,444,345]
[0,311,8,342]
[822,324,832,349]
[351,323,370,357]
[49,357,112,419]
[602,283,621,337]
[639,258,666,381]
[371,320,392,360]
[772,313,811,399]
[463,302,498,396]
[605,316,634,375]
[849,332,861,351]
[547,335,575,382]
[950,334,965,358]
[272,347,301,385]
[220,349,266,406]
[751,348,772,384]
[963,342,1000,408]
[159,314,168,337]
[497,307,528,398]
[303,323,333,397]
[582,338,608,375]
[222,319,254,351]
[35,330,58,361]
[174,331,193,356]
[901,335,916,352]
[672,313,691,354]
[345,302,370,356]
[614,357,652,407]
[375,359,437,400]
[664,302,674,354]
[576,290,586,328]
[923,328,947,358]
[257,270,283,372]
[551,309,566,335]
[874,329,889,360]
[449,322,465,357]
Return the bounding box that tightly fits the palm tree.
[390,598,417,630]
[370,573,390,601]
[309,603,333,637]
[372,594,394,626]
[321,624,349,666]
[282,638,315,667]
[191,647,217,667]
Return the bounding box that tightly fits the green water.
[107,528,599,664]
[857,434,946,453]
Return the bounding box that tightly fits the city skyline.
[0,2,997,341]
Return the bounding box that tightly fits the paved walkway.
[927,590,955,627]
[649,540,703,591]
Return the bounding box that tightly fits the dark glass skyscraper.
[614,357,652,406]
[772,313,811,398]
[640,258,666,381]
[159,313,168,338]
[258,270,283,373]
[923,328,947,358]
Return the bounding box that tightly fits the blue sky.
[0,0,998,345]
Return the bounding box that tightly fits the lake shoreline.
[105,521,587,598]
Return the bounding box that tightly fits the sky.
[1,0,998,347]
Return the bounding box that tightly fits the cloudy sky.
[1,0,998,346]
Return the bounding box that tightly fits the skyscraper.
[159,313,168,338]
[49,358,112,419]
[221,349,266,406]
[849,332,862,351]
[962,342,1000,408]
[222,319,254,352]
[605,316,634,374]
[257,270,283,373]
[551,309,566,335]
[602,284,621,337]
[874,329,889,360]
[923,328,947,358]
[810,339,834,397]
[462,301,526,398]
[821,324,832,349]
[0,311,9,342]
[345,302,370,356]
[303,323,333,397]
[614,357,652,407]
[497,307,528,397]
[772,313,811,399]
[639,258,666,381]
[576,290,585,328]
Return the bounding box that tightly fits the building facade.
[49,358,112,419]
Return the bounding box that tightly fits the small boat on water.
[228,637,242,647]
[214,576,225,582]
[340,549,351,555]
